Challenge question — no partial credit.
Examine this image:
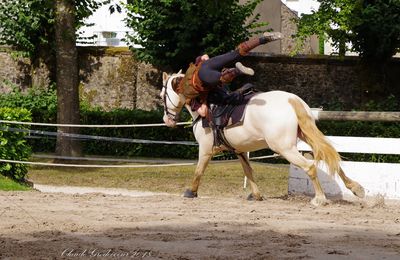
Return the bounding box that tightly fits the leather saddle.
[201,89,259,150]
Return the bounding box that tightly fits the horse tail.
[288,97,340,176]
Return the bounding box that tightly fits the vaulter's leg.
[198,32,283,86]
[237,153,262,201]
[236,32,284,56]
[279,146,329,206]
[337,167,365,198]
[219,62,254,84]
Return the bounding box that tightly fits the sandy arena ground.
[0,188,399,259]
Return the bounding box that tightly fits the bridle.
[162,74,184,123]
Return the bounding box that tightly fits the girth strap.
[213,127,236,152]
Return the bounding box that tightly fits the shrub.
[0,86,398,162]
[0,82,57,122]
[0,108,32,181]
[80,108,197,158]
[0,83,57,153]
[0,85,198,158]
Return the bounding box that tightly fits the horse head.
[160,71,185,127]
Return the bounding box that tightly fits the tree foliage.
[0,0,111,60]
[124,0,266,70]
[0,0,54,59]
[351,0,400,61]
[296,0,400,61]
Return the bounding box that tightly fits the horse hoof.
[351,183,365,198]
[311,197,330,207]
[247,193,263,201]
[183,189,198,198]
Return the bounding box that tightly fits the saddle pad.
[202,92,259,128]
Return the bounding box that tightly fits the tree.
[54,0,81,157]
[0,0,112,157]
[124,0,266,70]
[0,0,111,80]
[295,0,400,62]
[351,0,400,62]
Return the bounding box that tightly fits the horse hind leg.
[280,146,329,206]
[237,153,263,201]
[337,167,365,198]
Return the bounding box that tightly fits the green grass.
[0,175,31,191]
[28,160,289,198]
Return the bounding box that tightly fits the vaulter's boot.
[237,32,284,56]
[220,62,254,84]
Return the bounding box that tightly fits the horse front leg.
[184,151,212,198]
[237,153,263,201]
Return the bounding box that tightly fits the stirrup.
[235,83,254,95]
[235,62,254,76]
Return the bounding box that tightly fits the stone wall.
[0,52,31,91]
[0,48,52,91]
[79,48,164,111]
[0,47,162,111]
[1,47,399,111]
[79,48,139,110]
[244,55,400,109]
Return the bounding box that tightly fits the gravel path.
[0,188,399,259]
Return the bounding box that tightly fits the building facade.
[239,0,319,55]
[77,0,133,47]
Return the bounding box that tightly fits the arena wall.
[1,47,399,111]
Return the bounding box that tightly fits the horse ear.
[162,72,169,85]
[177,69,182,74]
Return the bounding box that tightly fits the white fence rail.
[2,114,400,200]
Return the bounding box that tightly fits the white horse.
[161,72,365,206]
